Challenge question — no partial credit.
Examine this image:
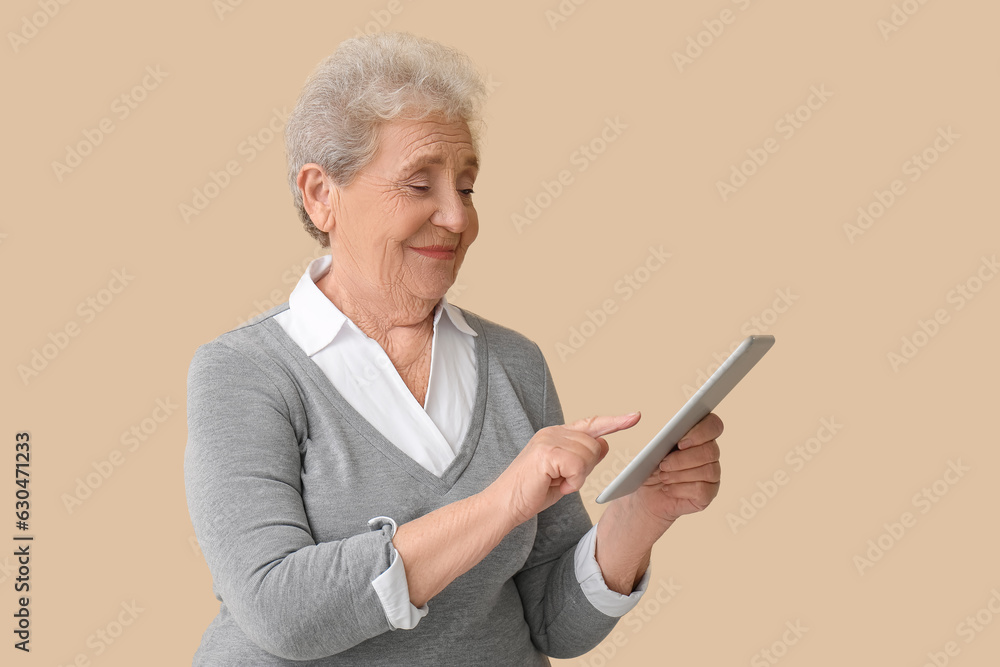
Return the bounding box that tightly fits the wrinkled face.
[329,115,479,303]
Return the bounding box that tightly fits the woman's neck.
[317,261,437,366]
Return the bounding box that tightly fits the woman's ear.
[297,163,339,234]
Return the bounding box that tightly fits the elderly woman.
[184,32,723,665]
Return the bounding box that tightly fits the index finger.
[564,411,641,439]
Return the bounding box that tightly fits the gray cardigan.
[183,302,621,665]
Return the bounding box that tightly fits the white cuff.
[574,522,651,617]
[368,516,429,630]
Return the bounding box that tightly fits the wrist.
[624,492,678,538]
[479,479,524,534]
[595,496,675,579]
[594,506,653,594]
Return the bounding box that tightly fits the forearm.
[392,483,518,607]
[594,495,673,594]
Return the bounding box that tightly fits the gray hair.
[284,32,489,247]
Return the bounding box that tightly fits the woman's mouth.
[410,245,456,259]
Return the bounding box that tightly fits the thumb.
[565,411,641,439]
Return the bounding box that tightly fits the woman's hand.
[393,411,641,608]
[633,412,724,525]
[492,412,642,525]
[593,412,724,594]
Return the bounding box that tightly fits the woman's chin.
[419,284,456,302]
[407,268,459,298]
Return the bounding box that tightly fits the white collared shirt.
[274,255,649,630]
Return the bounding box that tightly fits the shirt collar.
[286,254,477,357]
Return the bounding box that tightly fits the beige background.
[3,0,998,664]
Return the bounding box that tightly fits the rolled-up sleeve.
[367,516,429,630]
[574,522,650,616]
[184,341,398,661]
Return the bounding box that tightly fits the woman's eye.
[407,185,474,196]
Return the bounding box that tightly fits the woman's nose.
[430,189,472,232]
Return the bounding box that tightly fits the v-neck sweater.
[184,301,623,665]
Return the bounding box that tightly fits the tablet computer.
[595,335,775,504]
